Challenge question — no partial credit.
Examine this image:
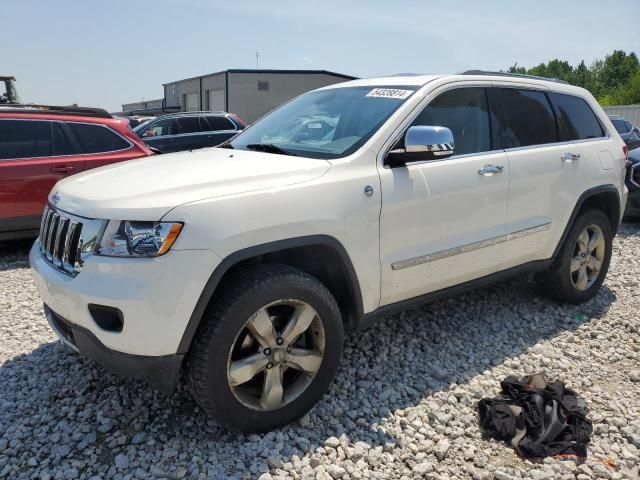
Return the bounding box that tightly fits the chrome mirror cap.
[405,125,455,157]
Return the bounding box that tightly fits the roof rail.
[459,70,570,85]
[0,104,112,118]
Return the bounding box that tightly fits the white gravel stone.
[1,224,640,479]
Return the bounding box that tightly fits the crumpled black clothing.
[478,373,592,459]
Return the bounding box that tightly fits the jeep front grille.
[39,205,84,275]
[39,205,106,276]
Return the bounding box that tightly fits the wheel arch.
[553,184,621,259]
[177,235,363,354]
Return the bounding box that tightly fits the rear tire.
[536,209,613,304]
[188,264,343,432]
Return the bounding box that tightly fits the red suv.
[0,105,152,240]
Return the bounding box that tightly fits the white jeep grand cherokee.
[31,71,628,432]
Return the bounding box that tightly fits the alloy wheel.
[570,224,605,291]
[226,300,326,411]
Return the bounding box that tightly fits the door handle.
[478,164,504,176]
[49,165,76,174]
[561,152,581,162]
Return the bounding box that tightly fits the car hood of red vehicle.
[49,147,331,220]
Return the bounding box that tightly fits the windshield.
[229,86,417,159]
[133,119,153,134]
[611,119,627,134]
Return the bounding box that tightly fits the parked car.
[624,147,640,220]
[133,111,246,153]
[31,71,627,432]
[0,105,152,240]
[125,115,156,129]
[609,115,640,149]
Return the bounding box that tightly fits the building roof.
[162,69,357,86]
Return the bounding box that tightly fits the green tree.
[597,50,639,92]
[505,50,640,105]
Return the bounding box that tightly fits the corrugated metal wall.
[603,105,640,125]
[164,77,200,110]
[201,73,225,111]
[227,73,350,123]
[162,71,352,120]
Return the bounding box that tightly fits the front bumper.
[30,241,221,389]
[45,305,182,393]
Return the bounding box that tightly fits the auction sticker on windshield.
[366,88,413,99]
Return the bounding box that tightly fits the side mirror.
[386,125,455,166]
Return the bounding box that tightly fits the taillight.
[624,145,630,167]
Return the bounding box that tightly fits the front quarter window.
[230,86,416,159]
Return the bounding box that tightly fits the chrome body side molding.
[391,222,552,270]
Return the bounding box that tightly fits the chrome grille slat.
[39,206,50,242]
[45,213,59,260]
[53,218,68,266]
[62,221,76,268]
[41,209,54,254]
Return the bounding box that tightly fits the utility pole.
[256,52,259,69]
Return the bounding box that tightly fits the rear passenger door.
[67,122,135,169]
[493,86,595,268]
[174,116,210,151]
[0,119,84,232]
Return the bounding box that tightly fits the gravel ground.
[1,223,640,480]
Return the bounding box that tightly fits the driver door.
[378,86,510,306]
[141,117,178,153]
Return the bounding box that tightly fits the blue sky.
[4,0,639,111]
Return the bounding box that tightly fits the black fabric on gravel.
[478,373,593,459]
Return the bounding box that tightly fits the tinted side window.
[68,123,130,154]
[497,89,557,147]
[0,120,51,159]
[176,116,205,134]
[51,123,76,156]
[205,116,235,131]
[549,93,604,140]
[411,88,491,155]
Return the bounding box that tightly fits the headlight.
[98,221,183,257]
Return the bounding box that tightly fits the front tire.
[536,209,613,304]
[188,264,343,432]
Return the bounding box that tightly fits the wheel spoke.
[587,229,604,254]
[587,255,602,273]
[281,303,316,344]
[576,265,589,290]
[246,308,277,347]
[228,353,269,386]
[577,229,589,253]
[261,367,284,409]
[287,348,323,374]
[570,256,582,273]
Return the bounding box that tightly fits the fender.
[176,234,363,354]
[551,184,620,259]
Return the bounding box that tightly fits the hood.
[51,147,331,220]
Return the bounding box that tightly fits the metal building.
[162,69,356,123]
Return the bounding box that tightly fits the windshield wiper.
[246,143,297,156]
[218,142,234,149]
